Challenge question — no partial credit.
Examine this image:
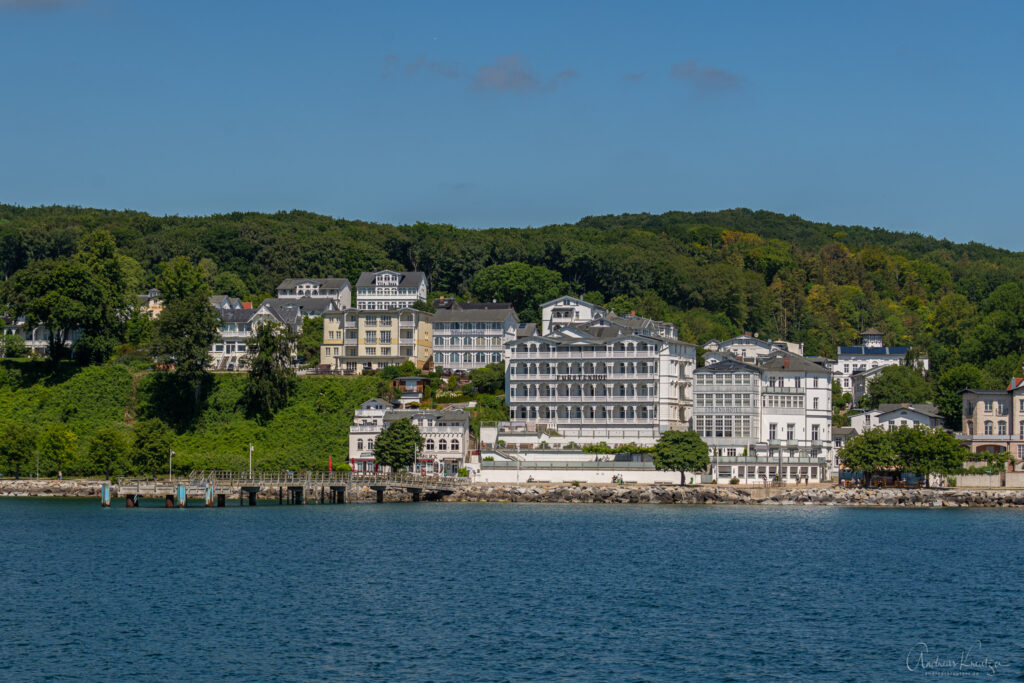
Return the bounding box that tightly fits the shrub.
[729,477,740,485]
[457,467,468,477]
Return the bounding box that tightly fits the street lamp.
[248,443,254,478]
[169,449,175,479]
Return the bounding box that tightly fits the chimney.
[783,357,790,369]
[630,310,636,315]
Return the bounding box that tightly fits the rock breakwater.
[449,484,1024,507]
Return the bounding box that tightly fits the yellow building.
[321,308,433,372]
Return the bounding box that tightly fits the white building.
[836,328,928,404]
[209,296,301,371]
[695,354,834,483]
[355,271,427,311]
[502,316,696,447]
[276,277,352,311]
[1,315,81,356]
[432,301,519,373]
[540,296,609,336]
[703,334,804,363]
[348,399,470,474]
[848,403,944,433]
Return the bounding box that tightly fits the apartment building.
[503,316,696,446]
[695,353,834,483]
[431,300,519,372]
[276,277,352,309]
[355,270,427,311]
[703,334,805,363]
[959,380,1024,461]
[348,399,470,474]
[320,307,432,372]
[209,296,301,371]
[836,328,929,404]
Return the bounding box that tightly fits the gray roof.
[759,352,830,374]
[355,270,426,288]
[210,294,244,309]
[432,303,518,323]
[277,277,350,290]
[255,298,302,326]
[383,408,470,425]
[875,403,941,418]
[516,322,537,338]
[695,359,760,374]
[833,427,856,436]
[217,308,255,324]
[263,296,336,316]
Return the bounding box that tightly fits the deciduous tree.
[653,430,710,485]
[244,320,297,421]
[373,418,424,472]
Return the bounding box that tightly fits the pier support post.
[406,487,422,502]
[248,490,258,506]
[101,483,111,507]
[320,487,325,504]
[165,494,174,508]
[279,487,283,505]
[176,484,187,508]
[205,484,215,507]
[126,494,139,508]
[371,486,386,503]
[217,493,226,507]
[330,486,346,503]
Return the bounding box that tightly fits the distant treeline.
[2,204,1022,407]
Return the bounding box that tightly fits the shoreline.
[2,479,1024,507]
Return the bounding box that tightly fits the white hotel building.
[355,270,428,311]
[431,301,519,373]
[694,354,834,483]
[348,399,470,474]
[503,316,696,446]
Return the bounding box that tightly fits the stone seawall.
[449,484,1024,507]
[3,480,1024,507]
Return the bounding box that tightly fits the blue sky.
[2,0,1022,248]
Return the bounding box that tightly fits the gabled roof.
[276,277,350,290]
[355,270,426,288]
[358,398,392,410]
[1008,378,1024,391]
[875,402,941,418]
[759,352,830,374]
[540,295,603,309]
[516,322,537,338]
[384,407,470,425]
[254,298,302,325]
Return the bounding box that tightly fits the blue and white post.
[101,483,111,507]
[175,483,187,508]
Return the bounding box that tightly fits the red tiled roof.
[242,302,252,309]
[1008,377,1024,390]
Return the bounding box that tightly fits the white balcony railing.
[510,394,658,403]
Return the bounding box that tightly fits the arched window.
[367,438,374,449]
[984,421,993,435]
[425,438,435,450]
[438,439,447,451]
[450,439,460,452]
[998,421,1007,435]
[357,439,364,450]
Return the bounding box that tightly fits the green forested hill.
[1,203,1023,384]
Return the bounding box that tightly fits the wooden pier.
[103,470,470,507]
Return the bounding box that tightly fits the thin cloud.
[671,59,742,95]
[0,0,80,8]
[405,55,460,80]
[472,56,578,93]
[473,56,539,92]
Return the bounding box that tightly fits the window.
[769,424,777,440]
[451,439,460,451]
[813,397,819,410]
[998,421,1007,435]
[786,424,795,440]
[357,439,363,450]
[366,348,376,356]
[366,316,377,326]
[984,421,993,435]
[365,331,376,343]
[985,400,993,412]
[424,438,434,450]
[380,331,391,344]
[811,425,820,441]
[1018,445,1024,458]
[438,439,447,451]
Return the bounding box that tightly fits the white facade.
[703,335,804,363]
[836,329,928,403]
[355,270,427,311]
[503,318,696,446]
[209,296,301,371]
[2,316,81,355]
[432,303,518,372]
[695,355,834,483]
[276,278,352,312]
[348,399,470,474]
[540,296,608,336]
[848,404,944,433]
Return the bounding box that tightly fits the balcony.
[512,350,659,359]
[510,394,658,403]
[764,386,805,394]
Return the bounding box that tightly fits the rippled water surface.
[0,499,1021,681]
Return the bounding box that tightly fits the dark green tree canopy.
[861,365,933,410]
[373,418,424,472]
[244,320,297,421]
[0,421,38,479]
[132,418,173,476]
[653,430,710,484]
